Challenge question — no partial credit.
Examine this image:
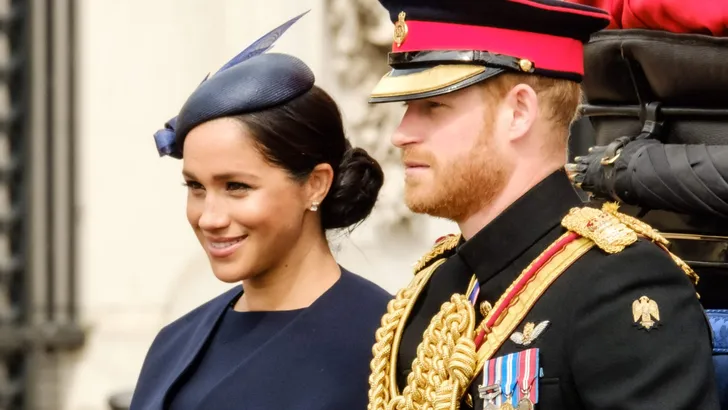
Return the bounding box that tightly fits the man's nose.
[391,109,424,148]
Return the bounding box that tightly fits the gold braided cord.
[368,284,414,410]
[368,260,443,410]
[656,242,700,286]
[400,294,477,410]
[413,234,461,273]
[601,202,700,285]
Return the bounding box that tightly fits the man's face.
[391,84,514,222]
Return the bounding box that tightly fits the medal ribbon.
[481,349,540,406]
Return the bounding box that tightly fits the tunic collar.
[457,169,584,285]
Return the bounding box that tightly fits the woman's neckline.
[226,304,307,315]
[227,266,349,313]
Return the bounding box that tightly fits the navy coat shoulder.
[129,268,391,410]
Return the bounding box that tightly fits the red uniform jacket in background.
[567,0,728,36]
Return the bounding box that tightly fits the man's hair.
[481,73,582,154]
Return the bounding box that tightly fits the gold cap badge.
[393,11,408,47]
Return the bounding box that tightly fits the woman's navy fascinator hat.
[153,11,314,159]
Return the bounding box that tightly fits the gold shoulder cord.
[600,202,699,285]
[367,204,697,410]
[367,258,443,410]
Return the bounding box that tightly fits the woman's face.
[182,117,312,283]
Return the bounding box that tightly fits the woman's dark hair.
[234,85,384,230]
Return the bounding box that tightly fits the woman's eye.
[226,182,251,191]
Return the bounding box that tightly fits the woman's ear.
[305,163,334,207]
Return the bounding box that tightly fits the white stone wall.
[67,0,456,409]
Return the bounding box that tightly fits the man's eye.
[183,180,204,190]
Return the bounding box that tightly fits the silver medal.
[516,397,534,410]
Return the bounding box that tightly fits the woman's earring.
[309,201,320,212]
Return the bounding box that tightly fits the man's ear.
[503,83,539,142]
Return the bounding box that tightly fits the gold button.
[519,59,533,72]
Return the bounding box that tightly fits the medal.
[478,383,500,400]
[500,402,515,410]
[479,383,501,410]
[517,398,534,410]
[517,374,536,410]
[498,381,517,410]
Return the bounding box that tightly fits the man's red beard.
[401,131,511,223]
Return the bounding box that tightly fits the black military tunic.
[397,170,719,409]
[366,0,720,408]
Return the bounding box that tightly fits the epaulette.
[600,202,669,246]
[413,234,461,274]
[562,202,699,285]
[561,204,638,254]
[601,202,698,285]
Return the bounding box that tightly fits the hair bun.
[320,147,384,230]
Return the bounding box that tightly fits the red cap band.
[392,20,585,75]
